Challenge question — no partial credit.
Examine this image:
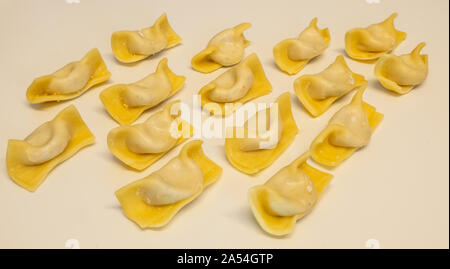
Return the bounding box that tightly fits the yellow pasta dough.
[274,18,330,75]
[111,13,182,63]
[26,48,110,104]
[191,23,251,73]
[100,57,185,125]
[6,105,95,192]
[107,100,194,171]
[374,42,428,94]
[198,53,272,116]
[294,55,367,117]
[115,140,222,228]
[345,13,406,61]
[310,87,384,167]
[225,92,299,175]
[249,151,333,236]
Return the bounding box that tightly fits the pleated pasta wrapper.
[100,58,185,125]
[198,53,272,117]
[107,100,194,171]
[274,18,330,75]
[374,42,428,94]
[294,55,367,117]
[191,23,251,73]
[310,88,384,167]
[345,13,406,61]
[6,105,95,192]
[111,13,182,63]
[26,48,110,103]
[115,140,222,228]
[249,151,333,236]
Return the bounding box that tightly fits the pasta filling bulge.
[345,13,406,60]
[381,43,428,86]
[287,18,329,61]
[327,89,372,148]
[21,120,72,165]
[47,62,92,94]
[207,23,251,66]
[262,163,317,217]
[207,64,254,103]
[137,154,203,206]
[124,103,181,154]
[122,61,172,108]
[307,56,356,100]
[126,27,169,56]
[357,16,398,52]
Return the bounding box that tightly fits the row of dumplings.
[6,12,428,236]
[25,13,428,106]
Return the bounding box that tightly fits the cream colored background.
[0,0,448,249]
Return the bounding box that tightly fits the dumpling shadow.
[107,46,175,67]
[97,148,143,173]
[228,204,271,237]
[290,91,312,116]
[308,157,339,172]
[368,79,400,97]
[334,48,377,64]
[26,80,111,111]
[334,48,347,56]
[26,100,62,110]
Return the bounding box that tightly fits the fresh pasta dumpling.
[225,92,298,175]
[115,140,222,228]
[26,48,110,104]
[249,151,333,236]
[374,42,428,94]
[345,13,406,61]
[198,53,272,116]
[111,13,182,63]
[310,87,384,167]
[294,55,367,117]
[6,105,95,192]
[191,23,251,73]
[107,100,193,171]
[274,18,330,75]
[100,58,185,125]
